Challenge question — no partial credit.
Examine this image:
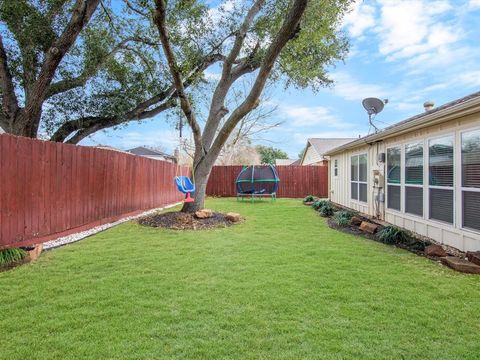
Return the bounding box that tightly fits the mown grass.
[1,198,479,359]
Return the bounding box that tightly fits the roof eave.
[325,95,480,156]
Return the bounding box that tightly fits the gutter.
[324,92,480,156]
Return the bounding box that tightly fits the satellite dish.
[362,97,387,133]
[362,97,385,115]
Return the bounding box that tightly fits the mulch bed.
[138,211,238,230]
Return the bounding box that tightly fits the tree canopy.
[256,145,289,164]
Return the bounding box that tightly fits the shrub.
[312,199,329,211]
[318,202,336,217]
[303,195,316,202]
[376,226,410,245]
[0,248,27,266]
[333,210,354,226]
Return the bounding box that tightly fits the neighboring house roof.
[301,138,356,164]
[94,145,129,154]
[276,159,298,165]
[0,126,5,134]
[127,146,176,161]
[291,159,301,166]
[325,91,480,156]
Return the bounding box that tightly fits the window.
[462,129,480,231]
[405,142,423,216]
[429,136,454,224]
[351,154,367,202]
[334,159,338,177]
[387,147,401,211]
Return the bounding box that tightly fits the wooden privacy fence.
[0,134,187,249]
[206,165,328,198]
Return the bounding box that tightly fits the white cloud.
[331,72,387,101]
[376,0,458,63]
[455,70,480,88]
[469,0,480,9]
[342,1,376,37]
[204,70,221,81]
[279,105,353,129]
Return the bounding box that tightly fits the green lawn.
[1,198,480,359]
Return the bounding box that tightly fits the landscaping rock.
[351,216,363,226]
[195,209,213,219]
[26,244,43,262]
[466,251,480,266]
[303,201,314,206]
[424,244,447,258]
[226,212,242,223]
[359,221,378,234]
[441,256,480,274]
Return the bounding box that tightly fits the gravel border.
[43,202,182,250]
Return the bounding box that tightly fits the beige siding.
[329,112,480,251]
[302,144,322,165]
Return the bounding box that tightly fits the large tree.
[0,0,228,142]
[256,145,289,165]
[154,0,352,211]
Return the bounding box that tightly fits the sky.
[82,0,480,159]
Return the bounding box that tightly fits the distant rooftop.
[127,146,175,159]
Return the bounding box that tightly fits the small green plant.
[333,210,354,226]
[318,202,336,217]
[0,248,27,266]
[312,199,329,210]
[303,195,316,202]
[376,226,410,245]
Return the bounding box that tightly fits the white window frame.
[427,133,455,226]
[386,145,402,212]
[459,127,480,233]
[350,153,368,204]
[404,141,424,217]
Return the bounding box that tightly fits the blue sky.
[82,0,480,158]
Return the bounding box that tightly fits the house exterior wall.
[329,111,480,251]
[302,144,323,165]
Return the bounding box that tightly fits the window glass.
[462,129,480,188]
[429,188,454,223]
[359,183,368,202]
[334,159,338,177]
[405,143,423,185]
[387,185,401,210]
[359,154,367,182]
[405,186,423,216]
[351,156,358,181]
[387,147,401,184]
[463,191,480,230]
[351,182,358,200]
[429,136,453,187]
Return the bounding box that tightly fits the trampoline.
[235,165,280,202]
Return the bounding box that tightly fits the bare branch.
[202,1,265,150]
[208,0,308,163]
[153,0,204,157]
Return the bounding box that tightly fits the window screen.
[463,191,480,231]
[351,154,367,202]
[334,159,338,177]
[429,136,453,187]
[462,129,480,188]
[429,188,453,224]
[387,185,401,211]
[387,147,401,184]
[405,186,423,216]
[405,143,423,185]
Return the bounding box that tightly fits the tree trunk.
[181,162,212,212]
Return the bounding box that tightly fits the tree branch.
[0,34,19,131]
[153,0,204,158]
[22,0,101,136]
[208,0,308,164]
[202,0,265,150]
